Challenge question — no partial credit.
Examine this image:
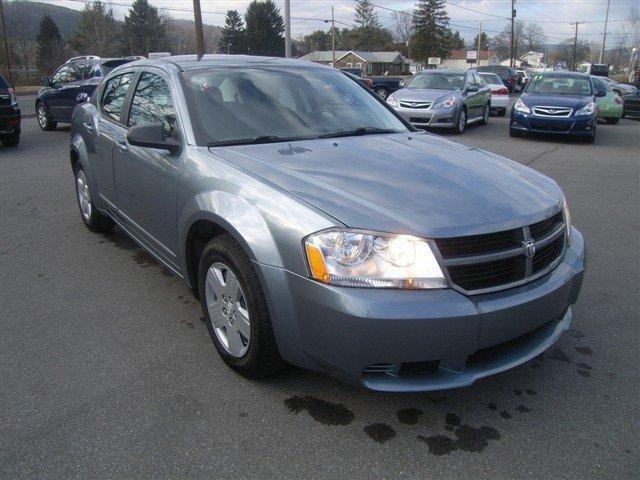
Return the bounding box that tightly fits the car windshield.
[591,77,611,93]
[479,73,501,84]
[525,74,593,95]
[405,72,464,90]
[183,67,408,146]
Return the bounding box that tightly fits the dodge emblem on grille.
[523,240,536,258]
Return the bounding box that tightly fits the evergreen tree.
[70,2,119,57]
[36,15,66,74]
[244,0,284,56]
[410,0,451,65]
[122,0,168,56]
[353,0,381,50]
[219,10,245,54]
[447,30,466,50]
[472,32,490,51]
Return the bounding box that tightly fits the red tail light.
[363,78,373,88]
[491,88,509,95]
[614,96,623,105]
[8,87,18,104]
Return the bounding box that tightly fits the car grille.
[529,122,571,133]
[532,106,572,117]
[434,211,566,294]
[400,101,430,109]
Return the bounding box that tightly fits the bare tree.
[391,10,412,45]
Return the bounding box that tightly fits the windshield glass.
[591,77,611,93]
[479,73,501,84]
[525,74,593,95]
[405,72,464,90]
[183,67,407,145]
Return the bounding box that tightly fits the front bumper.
[511,110,595,136]
[392,104,458,129]
[258,228,586,392]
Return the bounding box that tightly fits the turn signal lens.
[305,243,330,283]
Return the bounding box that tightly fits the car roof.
[124,54,335,72]
[536,71,590,78]
[421,68,468,74]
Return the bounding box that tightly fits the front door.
[49,62,92,121]
[113,70,181,265]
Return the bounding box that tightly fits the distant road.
[17,95,36,118]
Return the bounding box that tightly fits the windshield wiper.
[208,135,291,147]
[318,127,400,139]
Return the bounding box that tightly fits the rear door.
[464,72,481,117]
[113,69,182,264]
[92,71,136,205]
[474,72,491,112]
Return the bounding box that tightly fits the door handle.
[115,140,129,152]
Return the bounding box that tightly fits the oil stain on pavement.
[284,395,355,426]
[363,423,396,444]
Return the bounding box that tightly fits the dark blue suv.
[510,71,603,143]
[36,56,140,131]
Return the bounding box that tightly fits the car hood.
[208,133,563,238]
[520,92,593,109]
[393,88,458,103]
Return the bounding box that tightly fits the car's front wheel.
[454,108,467,134]
[36,103,57,131]
[375,87,389,100]
[74,164,113,232]
[198,234,282,378]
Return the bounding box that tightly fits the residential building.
[298,50,409,75]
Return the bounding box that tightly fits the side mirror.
[127,123,181,154]
[596,90,607,98]
[41,76,51,87]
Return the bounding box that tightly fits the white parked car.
[479,72,509,116]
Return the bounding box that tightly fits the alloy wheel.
[205,262,251,357]
[458,110,467,133]
[37,104,47,129]
[76,169,92,221]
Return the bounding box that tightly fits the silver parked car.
[70,56,585,392]
[386,69,491,133]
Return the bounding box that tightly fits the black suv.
[35,56,140,131]
[477,65,518,93]
[0,74,20,147]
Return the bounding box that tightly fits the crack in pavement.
[523,144,563,166]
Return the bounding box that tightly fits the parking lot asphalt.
[1,115,638,479]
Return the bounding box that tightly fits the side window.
[128,72,176,136]
[466,73,476,87]
[52,62,92,84]
[51,65,70,84]
[474,73,484,86]
[101,73,134,122]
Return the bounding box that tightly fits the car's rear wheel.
[0,134,19,147]
[480,104,490,125]
[375,87,389,100]
[37,103,57,131]
[454,108,467,134]
[498,108,507,117]
[198,234,282,378]
[74,164,114,232]
[606,117,620,125]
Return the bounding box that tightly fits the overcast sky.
[33,0,637,45]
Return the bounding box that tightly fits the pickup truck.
[339,68,405,99]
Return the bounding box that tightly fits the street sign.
[428,57,441,65]
[149,52,171,58]
[466,51,477,63]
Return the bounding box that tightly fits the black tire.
[74,163,114,232]
[480,104,490,125]
[375,87,389,100]
[498,108,507,117]
[584,134,596,143]
[198,234,283,378]
[36,102,57,131]
[454,108,467,134]
[606,117,620,125]
[0,134,20,147]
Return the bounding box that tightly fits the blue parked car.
[36,56,140,131]
[510,71,604,143]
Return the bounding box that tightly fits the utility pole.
[510,0,516,68]
[0,0,13,85]
[477,22,482,68]
[193,0,205,60]
[331,6,336,66]
[599,0,611,64]
[571,21,585,70]
[284,0,291,57]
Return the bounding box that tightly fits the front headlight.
[514,98,531,114]
[433,96,456,109]
[562,197,572,246]
[575,101,595,116]
[304,229,447,289]
[386,96,399,108]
